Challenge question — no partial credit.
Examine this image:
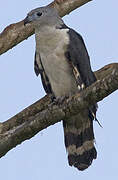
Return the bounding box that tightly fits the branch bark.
[0,63,118,158]
[0,0,92,55]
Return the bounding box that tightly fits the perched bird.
[24,6,97,171]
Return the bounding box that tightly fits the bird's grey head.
[24,6,63,28]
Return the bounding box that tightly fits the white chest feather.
[35,27,78,97]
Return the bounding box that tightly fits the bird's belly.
[37,28,78,97]
[41,53,78,97]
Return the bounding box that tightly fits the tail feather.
[63,110,97,171]
[68,146,97,170]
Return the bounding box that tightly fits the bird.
[24,6,98,171]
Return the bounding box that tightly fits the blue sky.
[0,0,118,179]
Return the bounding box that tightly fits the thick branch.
[0,63,118,158]
[0,0,92,55]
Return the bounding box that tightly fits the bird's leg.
[53,96,69,105]
[49,94,56,103]
[48,94,69,106]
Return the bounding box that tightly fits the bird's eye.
[37,12,42,17]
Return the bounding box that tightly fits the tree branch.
[0,0,92,55]
[0,63,118,158]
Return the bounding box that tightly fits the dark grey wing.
[66,28,97,117]
[34,52,53,94]
[67,28,96,87]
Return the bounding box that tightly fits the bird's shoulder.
[57,23,87,50]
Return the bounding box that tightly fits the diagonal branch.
[0,63,118,158]
[0,0,92,55]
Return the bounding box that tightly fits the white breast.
[35,27,78,97]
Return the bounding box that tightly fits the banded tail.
[63,110,97,171]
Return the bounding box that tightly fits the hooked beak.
[24,16,33,25]
[24,17,30,25]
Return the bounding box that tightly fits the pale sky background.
[0,0,118,179]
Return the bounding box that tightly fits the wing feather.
[66,28,97,118]
[34,51,53,94]
[67,29,96,88]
